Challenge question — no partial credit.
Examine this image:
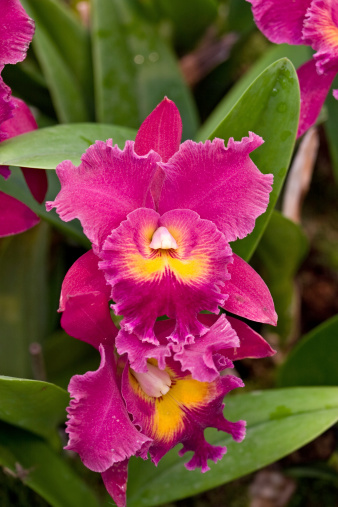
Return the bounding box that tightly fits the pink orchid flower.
[48,97,276,381]
[0,0,47,237]
[247,0,338,137]
[64,300,277,507]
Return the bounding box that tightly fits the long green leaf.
[199,58,300,261]
[91,0,199,138]
[127,387,338,506]
[0,377,68,442]
[197,44,310,142]
[0,123,137,169]
[278,315,338,387]
[0,423,99,507]
[21,0,94,122]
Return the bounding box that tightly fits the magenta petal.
[247,0,311,45]
[0,0,34,65]
[0,77,14,141]
[224,316,276,361]
[303,0,338,74]
[1,98,47,202]
[65,343,152,473]
[47,141,161,250]
[0,166,11,179]
[116,328,172,373]
[333,89,338,99]
[101,460,128,507]
[0,191,39,237]
[159,135,273,243]
[174,314,239,382]
[135,97,182,162]
[100,208,231,344]
[59,250,117,348]
[221,254,277,325]
[297,59,336,138]
[21,167,48,203]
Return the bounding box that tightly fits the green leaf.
[278,315,338,387]
[20,0,94,122]
[127,387,338,506]
[198,58,300,261]
[90,0,199,138]
[325,74,338,184]
[0,377,68,442]
[197,44,310,142]
[0,123,137,169]
[0,422,99,507]
[254,211,309,342]
[0,222,50,377]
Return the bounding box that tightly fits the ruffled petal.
[65,343,152,473]
[247,0,311,45]
[0,191,39,237]
[297,59,336,138]
[135,97,182,163]
[1,98,47,203]
[303,0,338,74]
[46,141,161,250]
[59,250,117,348]
[225,316,276,361]
[101,459,129,507]
[221,253,277,325]
[0,0,35,65]
[100,208,232,344]
[173,314,239,382]
[159,135,273,243]
[0,76,14,141]
[122,359,245,471]
[198,313,276,361]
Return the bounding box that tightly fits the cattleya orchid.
[0,0,47,237]
[48,97,276,380]
[49,98,277,505]
[247,0,338,137]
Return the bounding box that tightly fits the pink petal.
[135,97,182,162]
[47,141,161,250]
[221,253,277,325]
[247,0,311,45]
[0,190,39,237]
[1,98,47,202]
[223,316,276,361]
[0,76,14,141]
[101,460,129,507]
[0,0,34,65]
[333,89,338,99]
[303,0,338,74]
[159,135,273,243]
[297,59,336,138]
[122,359,245,470]
[100,208,232,345]
[59,250,117,349]
[0,166,11,179]
[174,314,239,382]
[65,343,152,473]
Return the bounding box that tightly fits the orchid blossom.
[64,303,277,507]
[247,0,338,137]
[0,0,47,237]
[48,97,276,381]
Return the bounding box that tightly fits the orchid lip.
[149,226,178,250]
[131,362,172,397]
